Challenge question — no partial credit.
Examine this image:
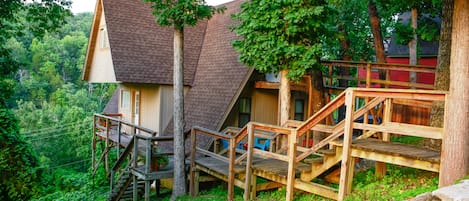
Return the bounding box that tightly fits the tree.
[233,0,330,131]
[0,0,71,200]
[142,0,222,198]
[439,0,469,187]
[368,0,386,64]
[430,0,453,129]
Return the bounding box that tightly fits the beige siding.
[88,11,116,83]
[251,90,278,125]
[222,89,310,130]
[117,84,191,135]
[118,84,160,133]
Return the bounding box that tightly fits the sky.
[70,0,234,13]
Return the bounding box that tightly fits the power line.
[22,120,92,135]
[23,122,92,137]
[38,159,91,170]
[28,128,92,141]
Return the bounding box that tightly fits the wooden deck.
[331,138,440,172]
[189,88,447,201]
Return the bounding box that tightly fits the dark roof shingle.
[163,0,251,140]
[103,0,207,85]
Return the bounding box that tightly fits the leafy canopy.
[142,0,224,29]
[232,0,330,81]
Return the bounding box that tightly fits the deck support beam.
[338,90,355,201]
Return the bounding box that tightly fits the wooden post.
[117,121,121,159]
[243,124,254,201]
[250,174,257,200]
[375,98,392,178]
[366,63,372,88]
[228,137,236,200]
[385,70,390,88]
[145,139,151,201]
[105,118,110,175]
[285,130,297,201]
[189,129,197,196]
[279,69,291,148]
[338,90,355,201]
[133,136,138,201]
[92,115,96,171]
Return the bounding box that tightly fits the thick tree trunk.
[337,25,350,122]
[430,0,453,128]
[439,0,469,187]
[409,8,418,87]
[368,1,387,80]
[368,1,385,63]
[171,27,186,199]
[279,69,291,148]
[310,70,326,146]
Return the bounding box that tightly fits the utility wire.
[23,122,92,137]
[22,120,92,134]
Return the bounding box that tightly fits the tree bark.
[279,69,291,148]
[368,1,387,80]
[430,0,453,128]
[368,1,386,64]
[439,0,469,187]
[310,70,326,146]
[409,8,418,87]
[338,24,350,122]
[171,27,186,199]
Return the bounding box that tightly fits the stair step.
[317,149,336,156]
[304,157,324,164]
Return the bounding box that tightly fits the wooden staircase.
[108,168,145,201]
[92,114,176,201]
[189,88,447,201]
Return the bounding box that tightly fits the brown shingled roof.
[163,0,252,139]
[102,0,208,85]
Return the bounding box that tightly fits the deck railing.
[321,60,436,90]
[239,88,446,201]
[93,114,175,201]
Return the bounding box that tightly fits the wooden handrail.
[322,60,436,72]
[321,60,437,90]
[94,113,157,136]
[296,90,347,135]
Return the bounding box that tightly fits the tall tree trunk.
[337,24,350,122]
[439,0,469,187]
[310,70,326,146]
[279,69,291,148]
[430,0,453,127]
[368,1,387,79]
[172,27,186,199]
[409,8,418,87]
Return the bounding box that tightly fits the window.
[294,99,305,121]
[99,27,109,49]
[238,98,251,128]
[121,90,130,109]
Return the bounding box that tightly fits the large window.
[294,99,305,121]
[238,98,251,127]
[121,90,130,109]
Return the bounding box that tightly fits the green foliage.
[232,0,330,81]
[0,109,41,200]
[142,0,224,29]
[323,0,375,61]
